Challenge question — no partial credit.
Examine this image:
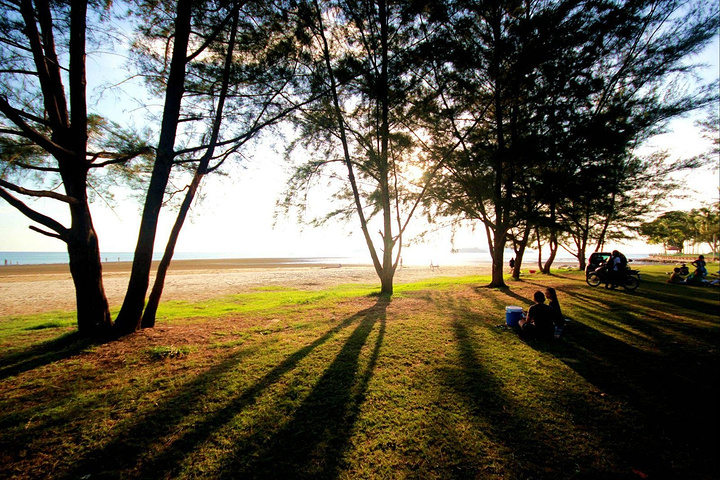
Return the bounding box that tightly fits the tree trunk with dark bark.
[512,239,527,280]
[489,227,507,288]
[61,0,111,336]
[142,3,240,328]
[542,232,558,274]
[65,205,112,336]
[114,0,193,336]
[377,0,396,296]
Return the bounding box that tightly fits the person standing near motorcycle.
[607,250,627,288]
[586,251,640,290]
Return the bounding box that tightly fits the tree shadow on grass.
[522,270,718,319]
[630,283,720,319]
[0,331,99,381]
[474,284,530,306]
[59,302,379,480]
[434,295,584,478]
[563,286,718,352]
[219,297,389,479]
[528,315,719,478]
[435,287,718,478]
[513,277,719,477]
[60,298,388,480]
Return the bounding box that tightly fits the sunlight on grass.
[0,265,717,479]
[0,312,76,340]
[146,345,191,360]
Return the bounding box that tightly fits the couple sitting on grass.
[518,287,567,340]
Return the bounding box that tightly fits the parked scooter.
[586,262,641,291]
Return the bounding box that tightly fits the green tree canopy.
[426,0,718,281]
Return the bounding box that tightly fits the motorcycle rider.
[607,250,627,288]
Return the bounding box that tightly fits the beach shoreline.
[0,257,370,277]
[2,254,680,318]
[0,259,491,317]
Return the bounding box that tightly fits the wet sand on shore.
[0,259,491,317]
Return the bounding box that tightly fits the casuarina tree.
[426,0,717,283]
[140,1,309,328]
[282,0,451,295]
[0,0,151,336]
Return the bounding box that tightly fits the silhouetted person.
[519,291,555,340]
[607,250,627,288]
[545,287,564,328]
[667,268,685,284]
[691,255,707,278]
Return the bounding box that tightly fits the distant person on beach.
[691,255,707,278]
[509,257,515,269]
[518,291,555,340]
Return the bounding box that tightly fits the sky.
[0,23,718,264]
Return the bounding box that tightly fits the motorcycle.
[586,264,641,291]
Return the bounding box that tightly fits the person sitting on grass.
[667,268,686,284]
[545,287,568,336]
[518,291,555,341]
[685,269,706,286]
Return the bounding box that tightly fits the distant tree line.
[640,203,720,255]
[0,0,717,336]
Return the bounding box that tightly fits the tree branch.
[86,146,154,168]
[0,178,79,204]
[29,225,64,240]
[0,187,69,240]
[0,69,38,76]
[10,161,60,172]
[185,1,247,62]
[0,96,72,157]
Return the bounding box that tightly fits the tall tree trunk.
[313,0,385,290]
[65,0,111,336]
[511,246,524,279]
[141,5,240,328]
[536,227,544,270]
[378,0,395,296]
[489,227,507,287]
[542,231,558,273]
[576,230,588,271]
[542,206,558,273]
[66,200,112,336]
[114,0,192,336]
[487,10,507,289]
[139,179,193,328]
[511,224,531,279]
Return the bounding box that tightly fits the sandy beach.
[0,258,490,317]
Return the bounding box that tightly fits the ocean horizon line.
[0,250,659,267]
[0,251,363,266]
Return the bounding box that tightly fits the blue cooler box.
[506,306,523,326]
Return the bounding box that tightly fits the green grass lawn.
[0,265,718,479]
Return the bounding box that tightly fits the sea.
[0,251,342,266]
[0,250,654,267]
